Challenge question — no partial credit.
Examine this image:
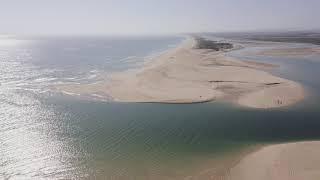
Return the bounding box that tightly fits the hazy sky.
[1,0,319,35]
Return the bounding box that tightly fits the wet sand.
[227,141,320,180]
[56,38,304,108]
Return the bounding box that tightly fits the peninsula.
[56,37,305,108]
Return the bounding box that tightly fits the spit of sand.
[56,38,304,108]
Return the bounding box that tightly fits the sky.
[1,0,320,36]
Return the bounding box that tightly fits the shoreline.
[183,143,264,179]
[226,141,320,180]
[55,37,305,108]
[256,47,320,57]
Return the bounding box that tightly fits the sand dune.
[55,38,304,108]
[227,141,320,180]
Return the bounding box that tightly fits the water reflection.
[0,91,89,179]
[1,37,320,179]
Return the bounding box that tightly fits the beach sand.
[226,141,320,180]
[55,38,304,108]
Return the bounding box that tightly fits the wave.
[118,56,138,62]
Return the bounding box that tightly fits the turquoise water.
[1,36,320,179]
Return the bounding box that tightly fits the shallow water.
[1,36,320,179]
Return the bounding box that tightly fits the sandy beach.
[56,37,304,108]
[226,141,320,180]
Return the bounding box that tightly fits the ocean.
[1,35,320,179]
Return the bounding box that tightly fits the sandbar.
[55,38,305,108]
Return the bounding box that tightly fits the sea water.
[1,35,320,179]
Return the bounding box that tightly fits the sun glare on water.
[0,36,25,47]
